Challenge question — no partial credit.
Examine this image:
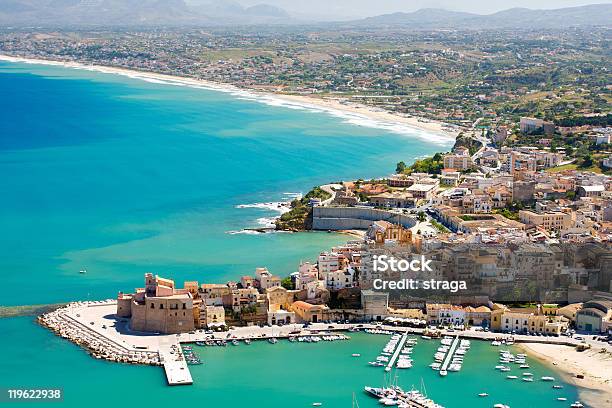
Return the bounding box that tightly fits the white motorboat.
[541,376,555,381]
[478,393,488,397]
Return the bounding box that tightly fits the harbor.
[38,299,593,407]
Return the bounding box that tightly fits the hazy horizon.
[233,0,612,20]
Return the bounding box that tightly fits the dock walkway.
[386,333,408,372]
[159,340,193,386]
[440,336,460,373]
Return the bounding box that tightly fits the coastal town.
[1,4,611,407]
[34,106,612,405]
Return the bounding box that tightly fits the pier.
[386,333,409,372]
[439,336,460,373]
[159,341,193,386]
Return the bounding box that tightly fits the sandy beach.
[0,54,458,142]
[518,342,612,407]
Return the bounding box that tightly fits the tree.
[580,154,594,168]
[396,161,406,174]
[417,211,426,223]
[281,276,294,290]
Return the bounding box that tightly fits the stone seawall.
[312,207,416,230]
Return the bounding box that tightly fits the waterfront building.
[267,307,295,325]
[361,290,389,321]
[387,307,426,320]
[117,273,195,334]
[201,304,226,328]
[464,305,492,327]
[290,301,329,323]
[557,303,583,323]
[575,300,612,333]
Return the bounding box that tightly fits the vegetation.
[397,152,444,175]
[493,202,524,221]
[430,219,449,233]
[275,186,331,231]
[417,211,426,223]
[281,276,294,290]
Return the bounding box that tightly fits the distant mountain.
[355,4,612,29]
[0,2,610,28]
[0,0,292,26]
[244,4,289,18]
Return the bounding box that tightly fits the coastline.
[517,342,612,407]
[0,54,458,143]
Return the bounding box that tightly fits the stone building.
[117,273,195,334]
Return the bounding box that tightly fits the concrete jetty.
[386,333,408,372]
[159,341,193,386]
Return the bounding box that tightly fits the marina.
[26,303,586,407]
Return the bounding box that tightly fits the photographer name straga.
[373,279,468,293]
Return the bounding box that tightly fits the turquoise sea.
[0,61,581,407]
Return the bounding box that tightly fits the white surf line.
[0,54,455,145]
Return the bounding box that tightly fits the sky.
[237,0,612,19]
